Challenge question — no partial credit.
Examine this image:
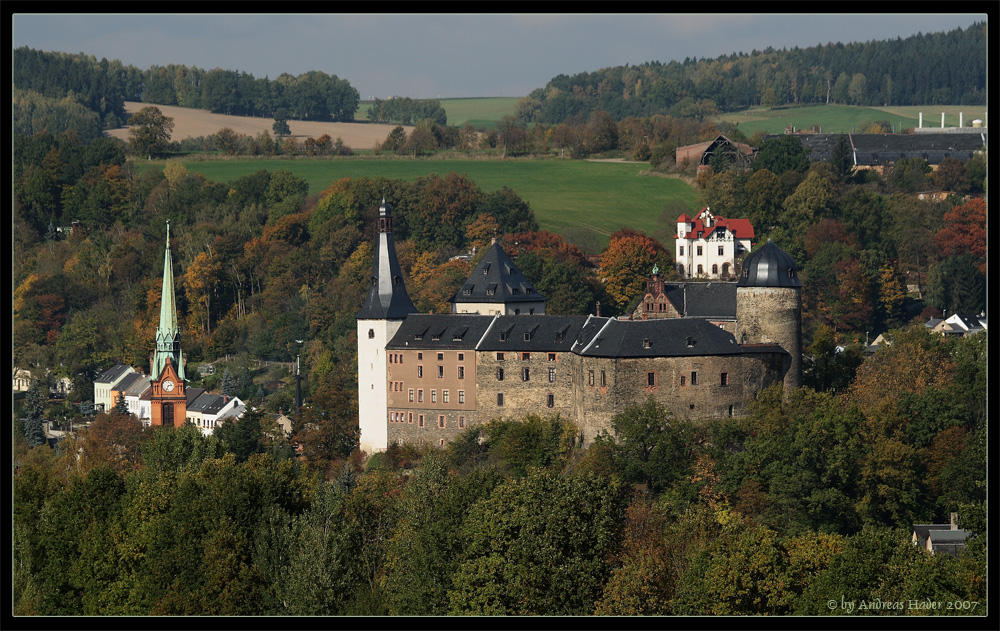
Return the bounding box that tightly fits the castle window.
[497,367,505,381]
[697,246,703,256]
[409,389,414,402]
[437,353,444,360]
[417,366,423,378]
[419,414,425,427]
[718,246,724,256]
[459,415,466,428]
[431,390,437,403]
[547,394,554,408]
[647,372,656,387]
[548,367,556,382]
[458,366,465,379]
[643,338,651,348]
[443,390,450,404]
[438,415,445,428]
[601,370,606,387]
[418,389,424,402]
[521,352,530,361]
[459,390,465,404]
[524,332,531,341]
[368,329,375,339]
[548,353,556,361]
[458,353,464,361]
[681,375,686,386]
[522,368,530,381]
[437,366,444,378]
[691,371,698,386]
[418,353,423,360]
[408,413,413,424]
[679,246,684,256]
[497,352,505,361]
[588,370,595,386]
[497,393,504,406]
[721,372,728,386]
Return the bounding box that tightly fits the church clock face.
[163,380,175,392]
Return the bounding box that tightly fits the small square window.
[497,352,505,361]
[458,353,464,361]
[548,353,556,362]
[438,353,444,361]
[417,352,423,360]
[521,352,530,361]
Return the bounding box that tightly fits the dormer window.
[642,338,651,348]
[524,332,531,342]
[483,264,490,275]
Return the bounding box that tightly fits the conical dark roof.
[357,199,418,319]
[737,240,802,288]
[450,241,546,305]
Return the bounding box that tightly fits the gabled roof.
[575,318,752,358]
[123,375,151,397]
[187,392,218,413]
[451,242,546,305]
[784,132,986,165]
[114,372,145,393]
[185,387,206,406]
[676,209,754,241]
[386,314,496,350]
[95,363,133,385]
[630,282,738,320]
[475,315,590,351]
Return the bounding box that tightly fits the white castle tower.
[356,198,417,454]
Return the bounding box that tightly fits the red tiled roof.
[675,215,754,240]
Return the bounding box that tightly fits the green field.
[356,97,520,128]
[154,157,699,251]
[716,103,985,136]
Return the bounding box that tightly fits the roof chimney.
[951,512,958,530]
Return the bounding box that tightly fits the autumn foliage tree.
[934,198,987,272]
[599,228,672,315]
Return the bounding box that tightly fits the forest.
[515,22,987,125]
[12,23,988,617]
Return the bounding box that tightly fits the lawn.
[355,97,520,128]
[153,156,700,252]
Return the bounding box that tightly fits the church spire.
[357,197,417,320]
[152,220,184,381]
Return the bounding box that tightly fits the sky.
[11,13,987,100]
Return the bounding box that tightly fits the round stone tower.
[736,240,803,395]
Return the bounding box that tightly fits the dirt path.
[105,102,409,149]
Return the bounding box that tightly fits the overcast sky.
[12,13,986,100]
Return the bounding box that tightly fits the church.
[357,199,803,454]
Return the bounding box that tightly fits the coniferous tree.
[22,381,47,447]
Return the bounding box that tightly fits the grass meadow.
[154,157,700,252]
[717,103,986,136]
[355,97,520,128]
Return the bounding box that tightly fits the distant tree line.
[516,22,987,125]
[366,97,447,126]
[12,47,361,134]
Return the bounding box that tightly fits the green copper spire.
[152,221,184,381]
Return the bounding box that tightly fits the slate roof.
[476,315,590,352]
[95,363,133,385]
[627,282,738,321]
[450,242,546,306]
[575,318,753,358]
[187,392,219,413]
[114,372,145,393]
[386,314,496,350]
[185,387,206,406]
[123,375,151,397]
[781,132,986,166]
[357,199,418,320]
[737,240,802,288]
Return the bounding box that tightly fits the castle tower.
[449,240,546,315]
[150,221,187,426]
[356,198,417,453]
[736,240,802,395]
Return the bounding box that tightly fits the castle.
[357,199,803,454]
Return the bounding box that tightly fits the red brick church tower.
[149,221,187,426]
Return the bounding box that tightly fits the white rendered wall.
[357,318,404,454]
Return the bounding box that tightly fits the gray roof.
[357,198,418,320]
[476,315,590,351]
[575,318,756,358]
[185,387,206,406]
[114,372,145,393]
[387,314,497,350]
[187,392,219,413]
[124,376,151,397]
[737,240,802,288]
[95,363,133,385]
[450,242,546,305]
[674,283,737,318]
[783,132,986,166]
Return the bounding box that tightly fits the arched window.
[696,264,704,275]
